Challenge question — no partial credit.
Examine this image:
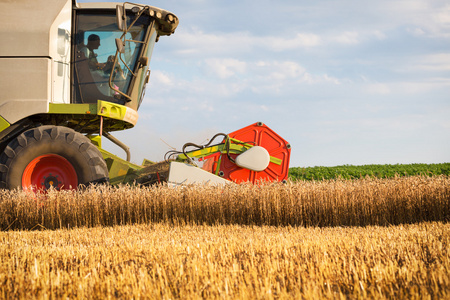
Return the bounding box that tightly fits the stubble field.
[1,222,449,299]
[0,175,449,299]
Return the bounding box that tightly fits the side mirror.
[139,56,149,67]
[115,38,125,53]
[116,5,126,31]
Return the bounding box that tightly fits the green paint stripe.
[215,155,222,176]
[270,156,282,165]
[49,103,98,115]
[0,116,10,133]
[178,143,283,166]
[49,101,130,122]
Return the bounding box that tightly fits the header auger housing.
[0,0,290,192]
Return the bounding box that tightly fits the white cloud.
[171,29,245,56]
[392,79,450,94]
[151,58,345,101]
[372,30,387,40]
[393,1,450,38]
[333,31,360,45]
[407,53,450,72]
[172,28,322,58]
[151,70,173,86]
[427,4,450,37]
[407,27,426,36]
[257,61,306,81]
[435,5,450,23]
[264,33,321,51]
[305,74,341,85]
[366,83,391,95]
[204,58,247,79]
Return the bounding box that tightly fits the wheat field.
[0,222,449,299]
[0,175,448,230]
[0,175,449,299]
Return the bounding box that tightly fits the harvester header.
[130,122,291,186]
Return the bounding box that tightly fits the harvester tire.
[0,125,109,191]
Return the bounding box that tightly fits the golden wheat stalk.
[0,175,448,230]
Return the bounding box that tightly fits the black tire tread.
[0,126,109,190]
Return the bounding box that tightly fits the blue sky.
[80,0,450,167]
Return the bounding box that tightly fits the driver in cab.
[80,34,105,71]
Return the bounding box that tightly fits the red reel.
[203,122,291,184]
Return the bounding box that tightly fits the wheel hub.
[22,154,78,191]
[42,174,62,190]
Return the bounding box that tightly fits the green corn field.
[289,162,450,180]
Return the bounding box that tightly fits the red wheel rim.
[22,154,78,191]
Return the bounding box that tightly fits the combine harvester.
[0,0,291,191]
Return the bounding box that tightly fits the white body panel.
[0,58,51,123]
[167,162,232,187]
[0,0,72,124]
[0,0,70,57]
[50,0,72,105]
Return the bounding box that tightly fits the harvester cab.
[0,0,291,191]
